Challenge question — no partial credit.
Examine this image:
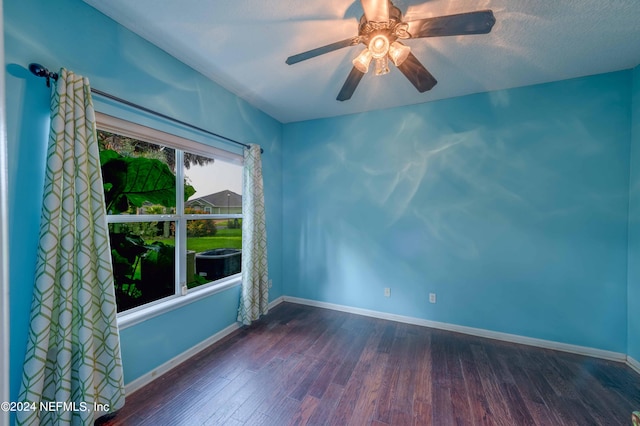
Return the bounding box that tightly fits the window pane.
[109,222,176,312]
[98,130,177,215]
[184,155,242,214]
[187,219,242,289]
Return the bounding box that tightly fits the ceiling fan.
[285,0,496,101]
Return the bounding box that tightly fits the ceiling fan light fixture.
[374,56,390,76]
[286,1,496,102]
[353,48,373,73]
[368,34,390,59]
[388,41,411,66]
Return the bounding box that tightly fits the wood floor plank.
[553,356,627,424]
[347,331,389,424]
[307,359,341,399]
[260,396,301,426]
[332,328,371,386]
[306,317,354,398]
[287,394,321,426]
[204,358,286,425]
[470,343,518,426]
[306,382,345,425]
[228,357,293,423]
[376,323,396,354]
[304,310,348,358]
[96,303,640,426]
[458,340,497,425]
[506,348,560,425]
[239,353,308,424]
[430,332,457,425]
[388,327,419,424]
[327,356,368,424]
[446,335,475,425]
[372,345,400,424]
[430,387,455,425]
[140,369,255,425]
[289,358,327,401]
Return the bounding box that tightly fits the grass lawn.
[151,228,242,252]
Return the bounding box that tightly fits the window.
[96,113,243,314]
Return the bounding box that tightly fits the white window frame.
[96,112,243,329]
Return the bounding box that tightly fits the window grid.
[97,118,243,313]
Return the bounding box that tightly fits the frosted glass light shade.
[352,49,373,73]
[389,41,411,66]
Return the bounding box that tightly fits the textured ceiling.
[81,0,640,123]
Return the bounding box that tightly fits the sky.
[185,158,243,200]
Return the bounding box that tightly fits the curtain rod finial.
[28,63,58,87]
[28,63,47,76]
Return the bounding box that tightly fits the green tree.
[100,149,195,214]
[98,130,214,170]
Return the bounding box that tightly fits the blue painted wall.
[283,71,632,353]
[629,64,640,363]
[4,0,282,404]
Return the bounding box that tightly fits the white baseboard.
[269,295,285,310]
[124,322,240,395]
[628,356,640,375]
[124,295,285,395]
[283,296,627,363]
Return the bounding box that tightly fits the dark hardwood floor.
[96,302,640,425]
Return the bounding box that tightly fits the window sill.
[117,275,242,330]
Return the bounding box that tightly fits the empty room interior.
[3,0,640,424]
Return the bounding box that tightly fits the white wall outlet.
[429,293,436,303]
[384,287,391,297]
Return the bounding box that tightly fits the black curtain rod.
[28,63,262,154]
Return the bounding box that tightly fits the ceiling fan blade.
[361,0,389,22]
[397,52,437,93]
[286,37,360,65]
[406,10,495,38]
[337,67,366,101]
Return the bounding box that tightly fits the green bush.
[185,208,217,237]
[227,218,241,229]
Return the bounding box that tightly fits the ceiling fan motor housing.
[358,4,406,47]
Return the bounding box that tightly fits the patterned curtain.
[237,144,269,325]
[17,69,125,425]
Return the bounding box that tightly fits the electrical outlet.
[384,287,391,297]
[429,293,436,303]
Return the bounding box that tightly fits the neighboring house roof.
[186,190,242,209]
